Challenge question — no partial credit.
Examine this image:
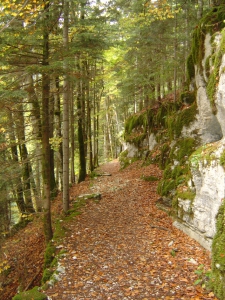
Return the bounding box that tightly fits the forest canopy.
[0,0,213,242]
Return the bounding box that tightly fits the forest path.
[44,160,216,300]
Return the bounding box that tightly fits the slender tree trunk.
[197,0,203,19]
[42,0,53,242]
[27,74,43,211]
[62,0,70,212]
[173,0,178,102]
[49,92,57,198]
[8,111,26,213]
[54,76,63,190]
[77,71,86,182]
[70,83,76,184]
[14,106,35,213]
[86,61,94,172]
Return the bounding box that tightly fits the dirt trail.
[44,159,216,300]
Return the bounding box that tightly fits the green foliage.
[190,5,225,69]
[124,112,148,136]
[194,264,212,288]
[12,286,47,300]
[172,138,197,161]
[43,242,56,269]
[157,138,196,199]
[167,102,198,139]
[220,149,225,168]
[42,268,54,285]
[186,53,195,83]
[205,55,211,78]
[124,112,148,146]
[210,200,225,299]
[119,149,139,169]
[157,178,176,197]
[180,91,196,105]
[158,143,170,169]
[206,50,222,112]
[176,190,196,201]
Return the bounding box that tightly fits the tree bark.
[62,0,70,212]
[42,0,53,243]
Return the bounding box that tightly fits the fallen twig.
[150,225,170,231]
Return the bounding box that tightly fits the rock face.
[174,30,225,250]
[174,139,225,250]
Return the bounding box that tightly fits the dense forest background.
[0,0,214,243]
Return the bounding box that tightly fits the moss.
[141,175,159,181]
[157,138,196,200]
[158,143,170,169]
[124,111,148,137]
[205,55,211,78]
[157,178,176,197]
[176,190,196,201]
[42,268,54,284]
[190,6,225,71]
[12,286,47,300]
[167,102,198,139]
[187,53,195,83]
[180,91,196,105]
[210,200,225,299]
[43,242,56,269]
[125,132,147,147]
[53,220,66,240]
[173,138,197,161]
[207,50,223,112]
[207,29,225,111]
[190,143,219,170]
[119,150,139,169]
[220,149,225,168]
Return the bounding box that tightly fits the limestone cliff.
[120,6,225,299]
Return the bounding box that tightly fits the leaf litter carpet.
[45,160,217,300]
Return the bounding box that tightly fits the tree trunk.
[8,111,26,213]
[62,0,70,212]
[54,76,63,190]
[70,82,76,184]
[77,73,87,182]
[42,0,53,243]
[85,61,94,172]
[27,74,43,211]
[14,106,35,213]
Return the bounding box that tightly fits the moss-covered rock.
[167,102,198,139]
[191,5,225,70]
[210,201,225,299]
[12,287,47,300]
[180,91,196,105]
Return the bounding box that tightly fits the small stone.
[168,241,174,247]
[188,258,198,265]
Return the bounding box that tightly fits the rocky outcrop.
[120,7,225,299]
[174,139,225,251]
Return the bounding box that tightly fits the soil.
[0,159,218,300]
